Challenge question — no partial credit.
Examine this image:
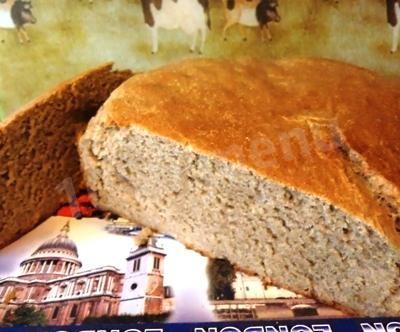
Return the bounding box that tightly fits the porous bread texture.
[0,64,132,248]
[80,121,400,317]
[79,58,400,316]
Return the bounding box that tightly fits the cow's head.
[266,0,281,23]
[19,0,37,25]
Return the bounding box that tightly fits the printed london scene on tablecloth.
[0,0,400,120]
[0,193,347,327]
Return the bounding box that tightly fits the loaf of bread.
[0,64,132,248]
[79,58,400,316]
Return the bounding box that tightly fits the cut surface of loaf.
[79,58,400,316]
[0,64,132,248]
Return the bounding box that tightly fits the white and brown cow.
[0,0,36,43]
[387,0,400,53]
[140,0,211,54]
[222,0,280,42]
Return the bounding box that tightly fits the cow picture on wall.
[387,0,400,53]
[222,0,281,42]
[140,0,211,54]
[0,0,36,44]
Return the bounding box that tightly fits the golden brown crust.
[0,64,132,249]
[100,58,400,249]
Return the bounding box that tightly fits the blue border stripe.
[0,317,399,332]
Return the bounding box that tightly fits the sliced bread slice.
[0,64,132,248]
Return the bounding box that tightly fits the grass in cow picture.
[0,0,399,119]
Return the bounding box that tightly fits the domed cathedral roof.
[34,221,79,257]
[19,221,82,280]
